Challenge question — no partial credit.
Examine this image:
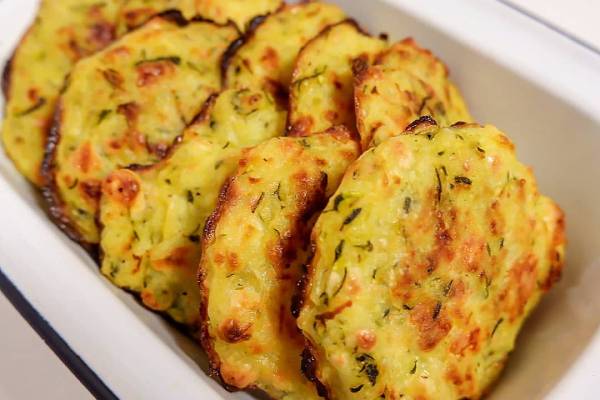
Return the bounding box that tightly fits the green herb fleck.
[350,384,364,393]
[355,240,374,252]
[432,301,442,320]
[334,240,345,262]
[274,182,282,201]
[341,208,362,230]
[97,109,112,124]
[444,280,454,296]
[356,354,379,386]
[251,192,265,213]
[17,97,46,116]
[135,56,181,66]
[332,268,347,297]
[187,190,194,204]
[294,66,327,90]
[404,197,412,214]
[333,194,345,212]
[410,360,417,374]
[491,318,504,337]
[454,176,472,185]
[435,168,442,202]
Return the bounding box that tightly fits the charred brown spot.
[410,300,451,351]
[123,8,156,30]
[356,329,377,350]
[136,60,176,87]
[103,170,140,207]
[450,328,481,356]
[156,246,192,269]
[88,22,116,49]
[505,254,538,320]
[260,46,279,70]
[79,179,102,202]
[405,115,437,132]
[145,141,170,158]
[117,102,140,127]
[352,56,370,78]
[102,68,124,89]
[288,116,314,137]
[73,142,96,173]
[219,319,252,343]
[301,348,330,398]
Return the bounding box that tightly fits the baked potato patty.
[298,121,565,399]
[43,15,238,245]
[199,127,360,398]
[100,87,285,326]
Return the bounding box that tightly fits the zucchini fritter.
[43,15,238,245]
[355,38,472,149]
[199,127,360,398]
[100,87,285,326]
[2,0,123,185]
[298,121,565,400]
[288,20,387,137]
[224,2,346,96]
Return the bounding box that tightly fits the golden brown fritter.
[288,20,387,137]
[223,2,346,97]
[298,121,565,400]
[199,127,360,399]
[2,0,124,185]
[354,38,472,150]
[99,87,285,326]
[43,15,238,245]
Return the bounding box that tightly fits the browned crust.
[286,18,373,137]
[301,346,331,399]
[198,133,346,396]
[541,205,566,291]
[41,101,97,252]
[220,7,279,87]
[2,12,38,101]
[404,115,438,132]
[127,92,219,174]
[1,54,13,100]
[197,177,235,388]
[41,15,235,249]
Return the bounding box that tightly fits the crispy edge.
[198,127,360,394]
[220,4,284,86]
[41,14,233,248]
[40,101,99,253]
[198,164,328,394]
[1,49,13,99]
[286,18,375,137]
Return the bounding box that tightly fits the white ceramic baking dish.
[1,0,599,399]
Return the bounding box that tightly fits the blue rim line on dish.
[0,267,118,400]
[497,0,600,57]
[0,3,597,400]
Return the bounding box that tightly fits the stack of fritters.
[1,1,565,399]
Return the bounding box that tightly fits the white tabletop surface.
[0,1,598,399]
